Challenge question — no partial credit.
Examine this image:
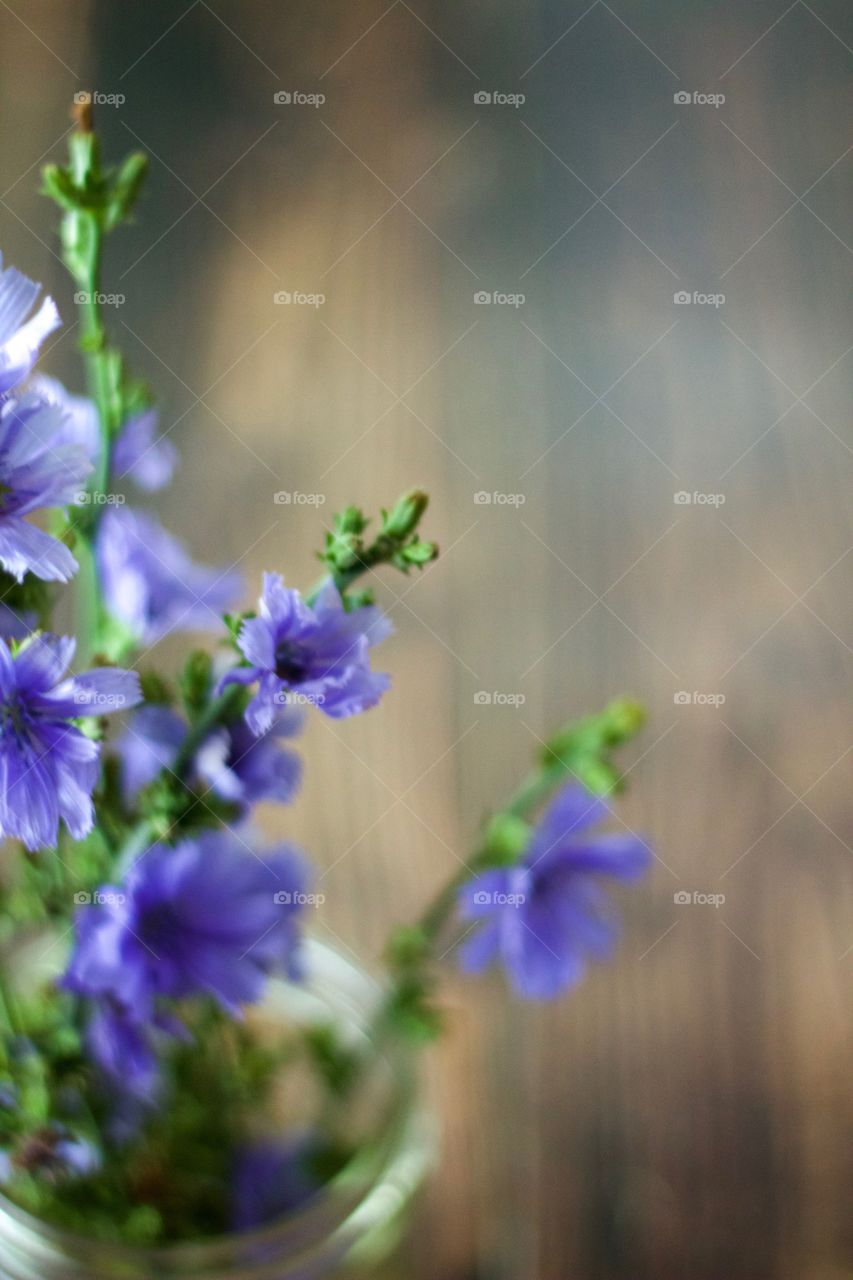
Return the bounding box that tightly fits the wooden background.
[1,2,851,1276]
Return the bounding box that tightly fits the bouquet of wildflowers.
[0,106,651,1247]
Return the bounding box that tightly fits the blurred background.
[1,1,851,1276]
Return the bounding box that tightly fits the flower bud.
[381,489,429,541]
[482,813,531,865]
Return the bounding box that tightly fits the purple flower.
[222,574,392,735]
[458,785,651,999]
[230,1133,322,1231]
[117,703,303,808]
[97,506,242,643]
[33,376,177,492]
[0,1129,102,1184]
[0,603,36,642]
[112,408,177,492]
[28,376,100,460]
[84,999,189,1119]
[86,1001,160,1098]
[64,830,311,1021]
[51,1135,102,1178]
[116,704,186,798]
[0,392,92,582]
[0,255,60,393]
[195,714,303,806]
[0,634,141,850]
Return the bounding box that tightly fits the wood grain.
[0,1,850,1275]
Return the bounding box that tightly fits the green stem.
[114,817,159,879]
[0,969,22,1042]
[69,210,113,664]
[73,535,100,662]
[329,764,570,1099]
[171,684,244,778]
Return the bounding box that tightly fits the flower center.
[274,641,310,684]
[138,901,183,954]
[0,695,34,746]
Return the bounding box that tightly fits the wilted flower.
[0,255,60,394]
[222,573,392,735]
[0,392,92,583]
[458,785,650,999]
[117,702,303,809]
[97,506,242,643]
[0,634,141,850]
[64,830,311,1020]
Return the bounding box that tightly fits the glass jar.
[0,939,436,1280]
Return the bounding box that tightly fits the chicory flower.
[117,702,303,808]
[97,506,242,643]
[222,573,392,734]
[64,830,311,1020]
[0,392,92,583]
[33,376,177,492]
[0,255,60,394]
[0,634,141,850]
[458,785,651,999]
